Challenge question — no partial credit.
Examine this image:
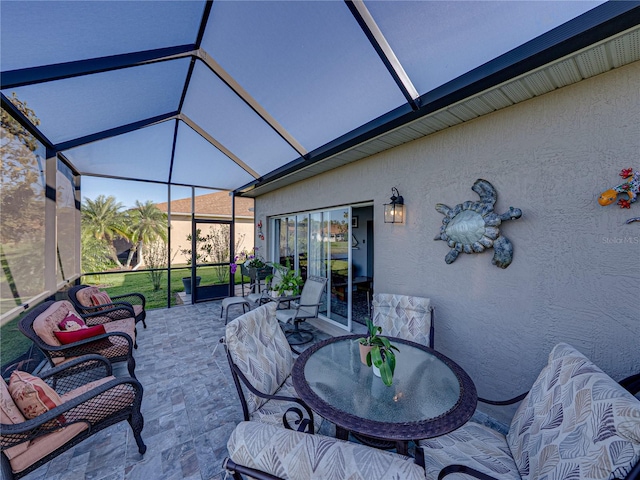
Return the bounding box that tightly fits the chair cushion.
[507,342,640,480]
[228,421,426,480]
[372,293,432,346]
[419,421,520,480]
[226,303,293,413]
[8,371,63,421]
[75,286,99,307]
[251,375,323,433]
[0,380,29,459]
[33,301,78,346]
[8,422,87,474]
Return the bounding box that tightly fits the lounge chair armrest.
[438,465,502,480]
[81,303,135,323]
[619,372,640,395]
[477,391,528,406]
[44,331,134,358]
[223,458,283,480]
[229,360,315,432]
[39,354,113,393]
[109,292,145,308]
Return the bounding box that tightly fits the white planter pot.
[372,364,381,377]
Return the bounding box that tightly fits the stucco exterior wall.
[254,61,640,423]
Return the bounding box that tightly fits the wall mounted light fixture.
[384,187,404,224]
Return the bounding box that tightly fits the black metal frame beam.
[1,92,55,149]
[54,111,179,151]
[1,45,196,90]
[236,1,640,195]
[345,0,420,110]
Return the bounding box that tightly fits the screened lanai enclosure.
[2,0,640,325]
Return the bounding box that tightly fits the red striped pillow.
[8,371,64,423]
[89,291,112,310]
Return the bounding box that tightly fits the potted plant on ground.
[268,260,303,297]
[359,318,399,386]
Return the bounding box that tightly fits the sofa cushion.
[507,342,640,480]
[0,380,29,459]
[33,301,78,347]
[419,421,520,480]
[228,421,425,480]
[8,371,63,422]
[226,303,292,413]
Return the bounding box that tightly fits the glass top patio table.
[292,335,477,443]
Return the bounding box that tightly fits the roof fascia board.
[1,45,196,89]
[345,0,420,109]
[55,111,179,151]
[1,92,55,149]
[235,1,640,195]
[194,51,308,157]
[418,1,640,111]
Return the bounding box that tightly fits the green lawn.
[84,267,246,310]
[1,267,247,367]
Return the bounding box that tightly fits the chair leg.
[128,414,147,455]
[285,321,314,345]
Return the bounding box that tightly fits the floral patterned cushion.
[33,301,77,347]
[419,421,520,480]
[225,303,293,413]
[372,293,433,347]
[507,343,640,480]
[227,421,426,480]
[75,286,99,307]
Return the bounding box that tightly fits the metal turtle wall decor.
[434,179,522,269]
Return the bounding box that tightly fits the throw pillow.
[89,291,112,310]
[54,324,106,344]
[8,371,64,423]
[58,311,86,331]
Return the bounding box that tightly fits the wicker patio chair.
[371,293,434,348]
[68,284,147,328]
[275,276,327,345]
[1,354,145,480]
[18,301,137,378]
[221,303,320,433]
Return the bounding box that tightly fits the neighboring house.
[155,192,254,265]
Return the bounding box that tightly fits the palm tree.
[125,200,168,269]
[81,195,128,267]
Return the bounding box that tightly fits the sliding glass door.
[273,207,352,330]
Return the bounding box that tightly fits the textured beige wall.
[255,61,640,422]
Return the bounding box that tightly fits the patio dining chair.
[275,276,327,345]
[221,303,321,433]
[68,285,147,329]
[1,354,145,480]
[18,301,137,378]
[245,265,283,306]
[371,293,434,348]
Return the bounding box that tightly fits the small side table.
[221,297,251,325]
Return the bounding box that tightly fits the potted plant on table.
[359,318,399,386]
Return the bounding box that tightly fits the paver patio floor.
[19,300,335,480]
